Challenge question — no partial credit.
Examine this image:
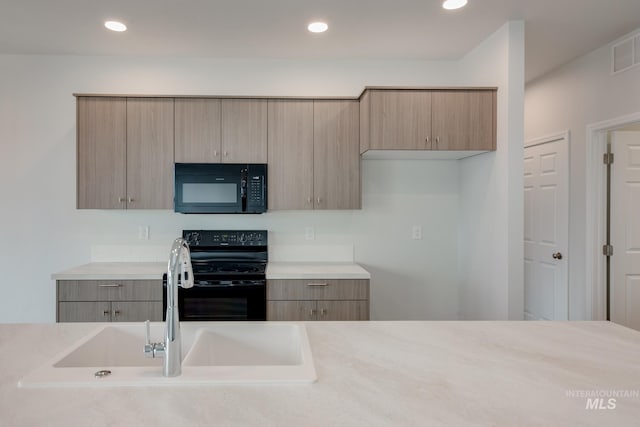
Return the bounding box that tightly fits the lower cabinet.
[56,279,163,322]
[267,279,370,321]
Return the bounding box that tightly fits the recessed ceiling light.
[104,21,127,32]
[307,22,328,33]
[442,0,467,10]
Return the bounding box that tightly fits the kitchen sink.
[183,323,304,366]
[19,322,316,388]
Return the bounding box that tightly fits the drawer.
[267,279,369,301]
[57,280,163,302]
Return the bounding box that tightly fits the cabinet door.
[58,301,112,322]
[267,301,316,321]
[77,97,127,209]
[221,99,267,163]
[112,301,163,322]
[174,98,222,163]
[126,98,174,209]
[317,301,369,321]
[431,91,495,151]
[267,100,314,210]
[369,90,431,150]
[313,100,360,209]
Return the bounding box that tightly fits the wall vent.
[612,34,640,74]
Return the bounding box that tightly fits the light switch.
[411,225,422,240]
[305,227,315,241]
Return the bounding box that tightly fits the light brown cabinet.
[313,100,360,209]
[56,280,163,322]
[267,100,315,210]
[175,98,267,164]
[267,279,370,321]
[77,97,174,209]
[268,100,360,210]
[360,88,496,153]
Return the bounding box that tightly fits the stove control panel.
[183,230,268,247]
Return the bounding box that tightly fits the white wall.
[0,24,522,323]
[525,28,640,320]
[457,22,525,320]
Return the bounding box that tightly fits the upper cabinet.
[221,99,268,163]
[267,99,360,210]
[313,100,360,210]
[360,88,496,154]
[174,98,221,162]
[77,97,174,209]
[267,100,315,210]
[77,97,127,209]
[126,98,174,209]
[431,91,495,151]
[174,98,267,164]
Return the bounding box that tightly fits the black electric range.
[163,230,267,321]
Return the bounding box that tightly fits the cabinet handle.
[113,310,121,317]
[213,150,218,157]
[320,308,327,316]
[307,283,328,287]
[224,151,228,157]
[102,310,110,317]
[307,197,312,204]
[99,283,123,288]
[118,197,125,203]
[316,197,321,205]
[310,309,317,316]
[435,136,440,149]
[425,136,430,145]
[128,197,134,203]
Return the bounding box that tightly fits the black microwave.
[174,163,267,214]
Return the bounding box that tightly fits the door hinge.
[603,244,614,256]
[603,153,614,165]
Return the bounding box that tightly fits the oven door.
[164,283,266,321]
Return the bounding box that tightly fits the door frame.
[524,130,570,320]
[586,111,640,320]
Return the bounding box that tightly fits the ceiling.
[1,0,639,82]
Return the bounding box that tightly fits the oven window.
[182,183,237,204]
[183,297,248,320]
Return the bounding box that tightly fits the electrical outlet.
[411,225,422,240]
[138,225,150,240]
[305,227,315,241]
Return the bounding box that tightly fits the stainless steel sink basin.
[19,322,316,387]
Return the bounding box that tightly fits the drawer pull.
[102,310,110,317]
[320,308,327,316]
[99,284,123,288]
[306,283,328,287]
[310,309,317,316]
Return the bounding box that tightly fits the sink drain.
[94,370,112,378]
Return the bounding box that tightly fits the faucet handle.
[143,320,166,358]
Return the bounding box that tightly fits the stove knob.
[187,232,200,246]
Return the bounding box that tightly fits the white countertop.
[52,262,370,280]
[266,262,370,279]
[2,321,639,426]
[51,262,166,280]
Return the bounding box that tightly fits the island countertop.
[2,321,639,426]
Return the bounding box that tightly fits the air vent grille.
[612,33,640,74]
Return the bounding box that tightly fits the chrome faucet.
[144,238,194,377]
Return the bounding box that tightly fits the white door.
[611,131,640,331]
[523,135,569,320]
